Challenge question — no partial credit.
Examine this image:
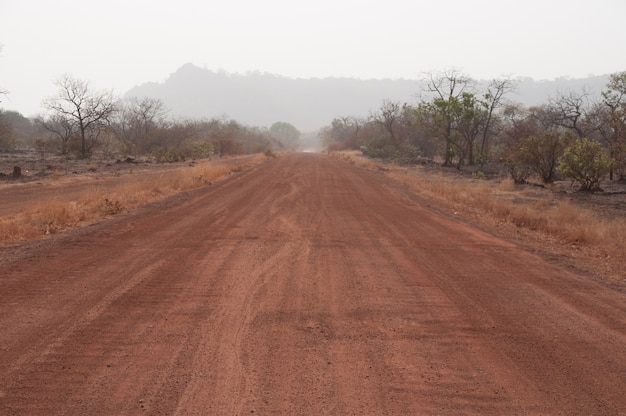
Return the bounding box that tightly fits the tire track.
[1,153,625,415]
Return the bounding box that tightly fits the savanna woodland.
[0,74,300,161]
[321,70,626,192]
[2,70,625,193]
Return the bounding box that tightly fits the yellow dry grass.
[336,150,626,281]
[0,154,268,246]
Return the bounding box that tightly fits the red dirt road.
[1,153,625,415]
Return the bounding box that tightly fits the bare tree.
[371,100,402,146]
[480,77,516,158]
[422,69,473,102]
[112,97,168,155]
[346,116,364,148]
[548,88,594,138]
[35,114,75,154]
[322,116,365,150]
[42,75,117,158]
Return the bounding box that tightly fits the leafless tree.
[371,100,402,146]
[347,116,364,148]
[42,74,117,158]
[421,68,473,102]
[35,114,75,154]
[480,77,516,158]
[548,88,594,138]
[112,97,168,155]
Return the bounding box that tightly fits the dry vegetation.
[0,154,268,245]
[338,151,626,282]
[3,150,624,282]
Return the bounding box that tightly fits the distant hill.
[126,63,611,132]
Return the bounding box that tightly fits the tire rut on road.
[1,153,625,415]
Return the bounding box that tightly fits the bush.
[362,138,423,165]
[472,171,485,180]
[152,146,185,162]
[558,138,611,192]
[504,131,570,184]
[185,140,214,159]
[395,144,422,165]
[151,145,166,161]
[362,137,396,159]
[503,153,532,184]
[163,147,185,162]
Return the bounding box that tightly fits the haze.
[1,0,625,117]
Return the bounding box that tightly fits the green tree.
[457,92,487,166]
[269,121,300,149]
[516,131,570,184]
[420,70,473,166]
[558,137,611,192]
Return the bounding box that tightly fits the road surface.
[1,153,625,415]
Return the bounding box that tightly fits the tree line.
[321,69,626,192]
[0,74,301,160]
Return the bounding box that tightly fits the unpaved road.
[1,153,625,415]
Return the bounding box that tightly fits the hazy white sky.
[1,0,625,116]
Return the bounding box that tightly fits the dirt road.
[1,153,625,415]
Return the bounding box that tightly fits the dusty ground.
[0,152,257,218]
[452,163,626,220]
[0,153,625,414]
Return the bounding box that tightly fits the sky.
[1,0,625,117]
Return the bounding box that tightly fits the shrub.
[186,140,214,159]
[517,131,569,184]
[472,171,485,180]
[362,138,423,165]
[362,137,396,159]
[163,147,185,162]
[152,146,185,162]
[558,137,611,192]
[395,144,423,165]
[151,145,166,161]
[503,153,532,184]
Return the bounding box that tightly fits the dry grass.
[0,154,268,246]
[337,150,626,281]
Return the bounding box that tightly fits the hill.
[126,63,610,132]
